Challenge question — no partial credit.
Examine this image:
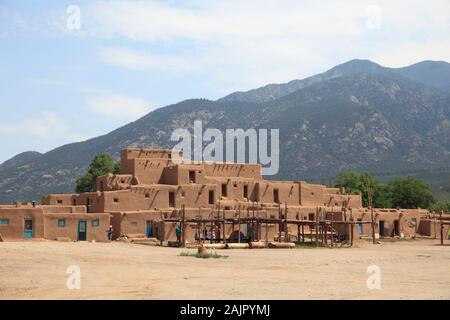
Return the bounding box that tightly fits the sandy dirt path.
[0,239,449,300]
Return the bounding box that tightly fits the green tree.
[388,177,435,209]
[76,154,120,193]
[334,172,377,207]
[429,200,450,212]
[373,184,393,208]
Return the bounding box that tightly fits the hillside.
[1,59,450,203]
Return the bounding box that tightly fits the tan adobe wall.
[122,158,172,184]
[40,205,87,214]
[0,208,45,240]
[163,164,207,185]
[299,182,326,206]
[43,213,110,242]
[205,177,258,202]
[42,194,78,206]
[102,184,220,212]
[258,181,300,206]
[96,174,135,192]
[203,163,262,180]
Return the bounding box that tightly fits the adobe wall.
[96,174,135,192]
[203,163,262,180]
[258,181,300,205]
[206,176,258,202]
[163,164,207,185]
[42,194,78,206]
[0,208,45,240]
[43,213,110,242]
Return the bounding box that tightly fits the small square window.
[0,219,9,225]
[57,200,63,204]
[92,219,99,227]
[113,198,119,203]
[58,219,66,227]
[145,193,150,198]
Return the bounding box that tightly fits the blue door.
[358,224,363,235]
[24,219,34,238]
[146,221,153,238]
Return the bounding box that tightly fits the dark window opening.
[189,170,196,183]
[243,185,249,199]
[273,189,280,204]
[113,198,119,203]
[221,184,227,197]
[169,192,175,208]
[208,190,215,205]
[145,193,150,198]
[100,181,104,192]
[57,200,63,204]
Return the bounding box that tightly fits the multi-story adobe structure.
[1,148,448,243]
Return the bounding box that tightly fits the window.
[169,192,175,208]
[58,219,66,227]
[208,190,215,205]
[0,219,9,225]
[273,189,280,204]
[145,193,150,198]
[243,185,248,199]
[113,198,119,203]
[92,219,99,227]
[189,170,196,183]
[57,200,63,204]
[221,184,228,197]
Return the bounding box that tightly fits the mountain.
[220,59,450,103]
[1,59,450,203]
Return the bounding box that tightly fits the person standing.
[107,225,114,241]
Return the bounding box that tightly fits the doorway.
[394,220,400,236]
[78,220,87,241]
[23,219,34,238]
[146,220,158,238]
[379,220,385,237]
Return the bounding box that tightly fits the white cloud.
[0,111,86,141]
[87,0,450,91]
[86,95,152,120]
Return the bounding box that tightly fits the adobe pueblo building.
[1,148,449,245]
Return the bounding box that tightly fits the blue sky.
[1,0,449,163]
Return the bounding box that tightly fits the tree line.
[333,172,450,211]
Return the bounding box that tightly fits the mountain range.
[1,59,450,203]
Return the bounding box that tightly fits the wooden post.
[441,211,444,246]
[265,211,269,244]
[181,205,186,248]
[330,211,334,247]
[160,211,164,247]
[315,207,319,247]
[284,201,288,242]
[350,219,354,247]
[278,203,282,242]
[223,208,226,244]
[238,205,241,244]
[324,222,328,245]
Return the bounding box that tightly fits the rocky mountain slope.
[1,60,450,203]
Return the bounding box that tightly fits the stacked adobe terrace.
[39,148,444,243]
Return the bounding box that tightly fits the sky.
[0,0,449,163]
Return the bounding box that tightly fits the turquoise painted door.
[358,224,363,235]
[24,219,34,238]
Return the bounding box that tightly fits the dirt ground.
[0,239,449,300]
